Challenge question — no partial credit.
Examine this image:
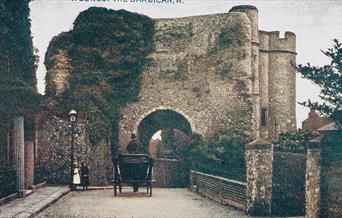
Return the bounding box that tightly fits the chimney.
[308,109,318,119]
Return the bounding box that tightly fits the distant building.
[149,138,161,158]
[302,109,333,131]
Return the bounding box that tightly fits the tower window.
[261,107,268,127]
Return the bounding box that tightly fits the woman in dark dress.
[80,162,89,191]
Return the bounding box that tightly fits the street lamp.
[68,110,77,190]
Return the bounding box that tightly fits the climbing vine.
[45,7,155,149]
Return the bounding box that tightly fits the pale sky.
[29,0,342,128]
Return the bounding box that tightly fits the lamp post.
[68,110,77,190]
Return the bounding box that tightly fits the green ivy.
[45,7,155,150]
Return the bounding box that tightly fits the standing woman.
[73,162,81,190]
[80,161,90,191]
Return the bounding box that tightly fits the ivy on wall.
[45,7,155,150]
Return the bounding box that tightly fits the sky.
[29,0,342,128]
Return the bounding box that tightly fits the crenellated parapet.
[259,31,296,54]
[258,30,297,139]
[44,5,297,146]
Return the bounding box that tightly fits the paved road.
[37,188,249,218]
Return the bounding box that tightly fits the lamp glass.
[68,110,77,122]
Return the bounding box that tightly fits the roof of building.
[317,122,339,131]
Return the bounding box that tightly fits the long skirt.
[73,169,81,184]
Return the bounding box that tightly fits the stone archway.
[134,108,193,187]
[136,108,193,147]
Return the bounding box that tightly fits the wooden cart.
[113,154,153,197]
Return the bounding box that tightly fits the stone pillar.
[14,116,25,197]
[25,141,34,188]
[245,139,273,216]
[305,137,321,218]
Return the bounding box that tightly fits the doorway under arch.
[137,109,192,147]
[136,109,193,187]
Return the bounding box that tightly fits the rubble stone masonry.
[45,5,297,149]
[36,116,113,186]
[245,139,273,216]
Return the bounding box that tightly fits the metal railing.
[0,167,17,199]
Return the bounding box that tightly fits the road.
[37,188,249,218]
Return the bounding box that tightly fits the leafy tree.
[207,130,250,168]
[273,130,319,153]
[0,0,39,125]
[297,39,342,128]
[176,130,250,181]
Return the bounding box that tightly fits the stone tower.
[44,5,296,149]
[118,5,296,148]
[227,5,296,139]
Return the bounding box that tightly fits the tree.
[0,0,39,121]
[297,39,342,128]
[273,130,319,153]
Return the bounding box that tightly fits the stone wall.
[117,6,297,147]
[272,152,306,216]
[44,6,297,151]
[42,6,298,193]
[44,33,72,97]
[189,170,247,210]
[320,131,342,218]
[36,115,113,186]
[305,131,342,218]
[245,139,273,216]
[118,10,255,148]
[305,138,321,218]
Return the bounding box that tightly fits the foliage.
[297,39,342,128]
[0,0,39,121]
[176,130,249,181]
[273,129,319,153]
[45,8,155,149]
[206,130,250,168]
[0,167,17,198]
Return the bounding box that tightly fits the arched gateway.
[119,107,195,152]
[136,108,192,146]
[117,5,297,151]
[41,5,297,188]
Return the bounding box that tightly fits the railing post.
[245,138,273,216]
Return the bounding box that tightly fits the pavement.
[0,186,69,218]
[36,188,250,218]
[0,187,305,218]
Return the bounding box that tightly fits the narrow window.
[261,107,268,127]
